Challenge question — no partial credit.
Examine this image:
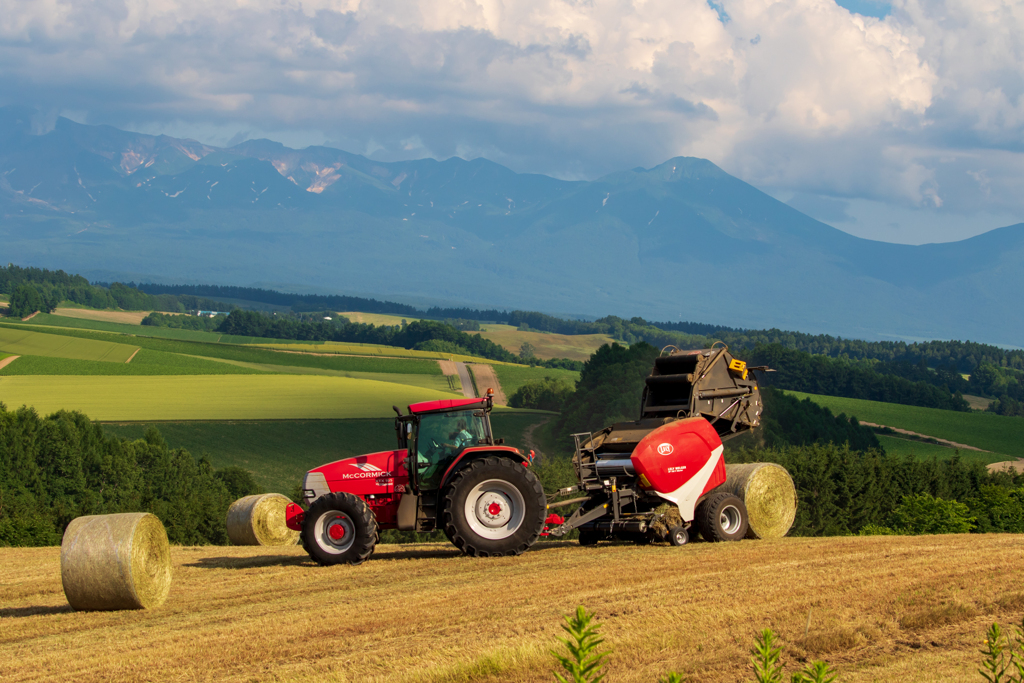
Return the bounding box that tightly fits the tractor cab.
[394,393,498,494]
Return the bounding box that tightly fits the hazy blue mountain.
[1,106,1021,346]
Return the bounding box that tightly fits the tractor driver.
[444,419,474,452]
[416,414,474,487]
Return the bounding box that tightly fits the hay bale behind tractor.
[61,512,172,611]
[717,463,797,539]
[226,493,300,546]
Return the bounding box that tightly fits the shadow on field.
[0,605,74,619]
[185,555,313,570]
[376,539,580,561]
[185,540,585,570]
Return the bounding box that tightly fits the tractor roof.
[407,398,486,415]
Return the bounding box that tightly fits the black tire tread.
[696,492,748,543]
[442,456,546,557]
[301,492,378,566]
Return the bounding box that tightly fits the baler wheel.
[668,526,689,546]
[301,492,378,566]
[442,456,546,557]
[695,492,749,542]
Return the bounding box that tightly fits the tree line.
[134,282,420,315]
[216,310,520,362]
[0,404,260,547]
[1,265,229,317]
[747,344,971,411]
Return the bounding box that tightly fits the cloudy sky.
[2,0,1022,244]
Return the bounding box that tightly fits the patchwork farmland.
[0,309,568,429]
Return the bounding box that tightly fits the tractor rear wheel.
[442,457,546,557]
[695,492,748,542]
[301,492,378,566]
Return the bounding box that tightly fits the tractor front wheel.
[301,492,378,566]
[443,457,546,557]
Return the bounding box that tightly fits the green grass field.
[0,327,137,362]
[19,313,224,341]
[182,356,456,390]
[0,350,266,376]
[0,375,457,421]
[874,435,1009,466]
[246,340,495,363]
[493,364,580,398]
[788,391,1024,460]
[101,411,553,493]
[0,323,442,375]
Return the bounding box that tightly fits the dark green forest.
[1,265,229,317]
[0,404,259,547]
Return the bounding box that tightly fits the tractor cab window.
[414,410,489,489]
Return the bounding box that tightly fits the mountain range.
[1,104,1022,346]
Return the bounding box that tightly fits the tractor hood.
[303,450,409,503]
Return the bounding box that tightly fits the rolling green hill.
[0,375,458,421]
[789,391,1023,462]
[0,327,138,362]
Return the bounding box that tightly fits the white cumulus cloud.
[1,0,1022,232]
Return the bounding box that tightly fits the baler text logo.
[657,443,674,455]
[667,465,687,474]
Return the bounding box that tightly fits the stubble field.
[2,535,1022,682]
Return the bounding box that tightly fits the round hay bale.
[61,512,171,611]
[226,493,300,546]
[719,463,798,539]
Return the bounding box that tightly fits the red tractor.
[292,392,548,565]
[289,345,765,565]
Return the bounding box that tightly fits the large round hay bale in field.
[719,463,797,539]
[226,493,300,546]
[61,512,172,611]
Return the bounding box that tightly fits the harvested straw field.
[469,324,615,362]
[52,308,154,325]
[2,535,1022,682]
[337,311,420,326]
